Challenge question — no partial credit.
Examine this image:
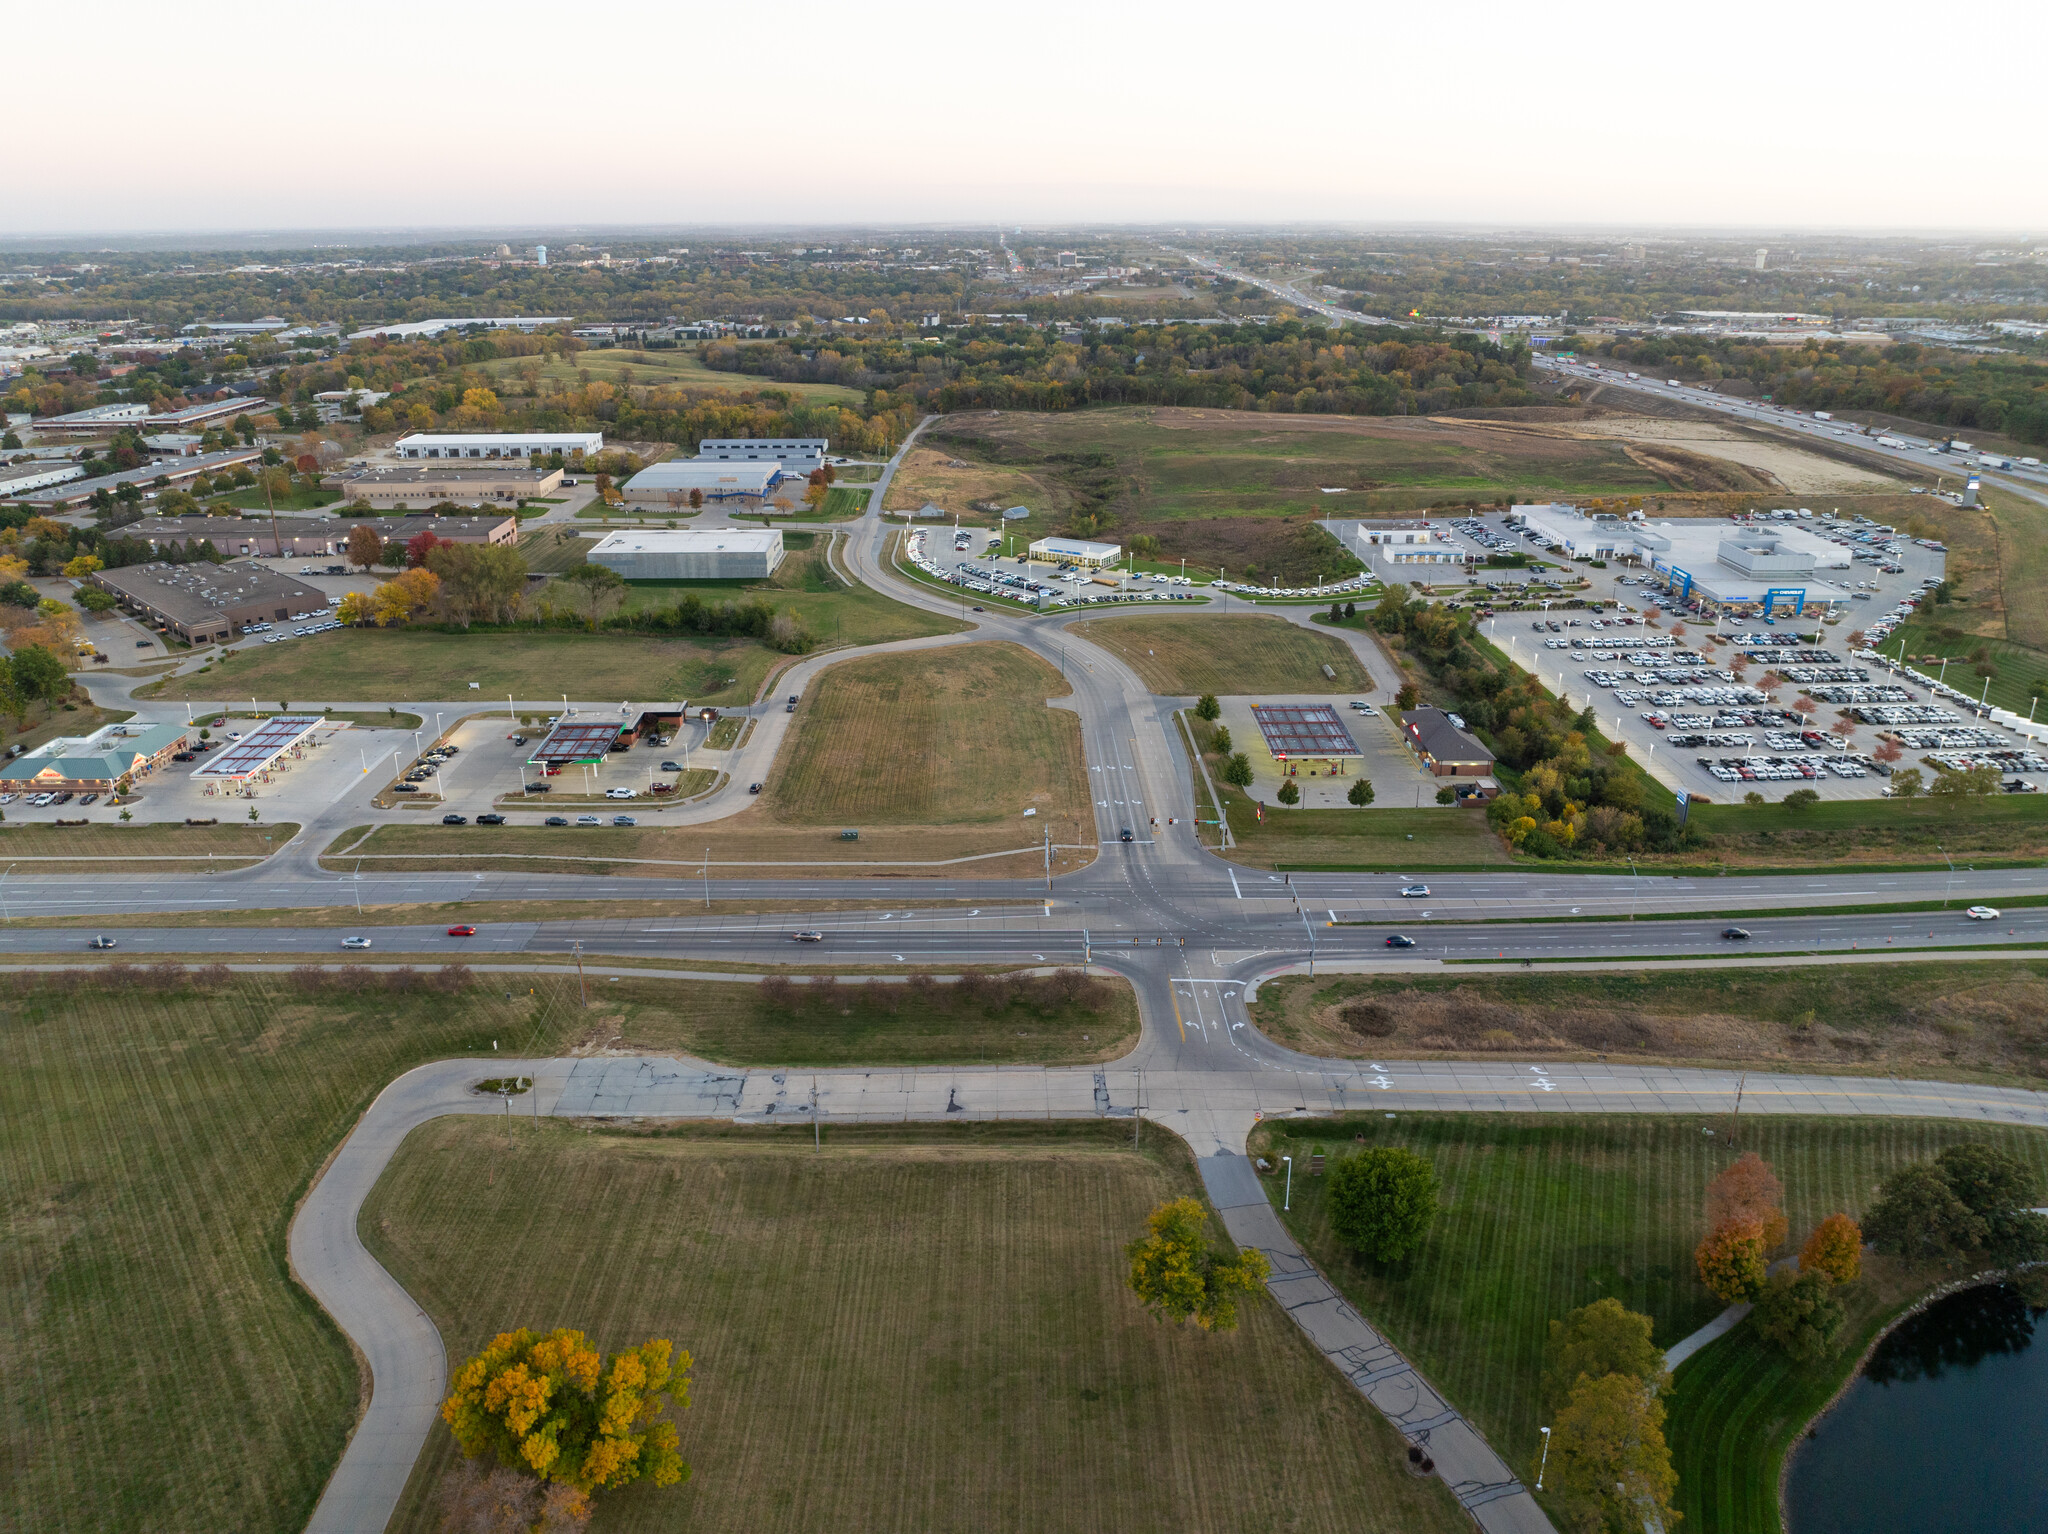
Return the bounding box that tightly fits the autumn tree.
[347,522,385,572]
[441,1327,688,1496]
[1326,1146,1439,1263]
[408,528,452,568]
[1125,1197,1271,1332]
[1542,1298,1668,1417]
[1707,1152,1788,1249]
[370,567,442,627]
[1696,1219,1769,1303]
[1751,1270,1846,1364]
[1394,682,1421,711]
[427,542,530,625]
[1548,1371,1679,1534]
[336,591,370,626]
[1799,1213,1863,1284]
[435,1459,589,1533]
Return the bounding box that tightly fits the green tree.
[1782,787,1820,810]
[1890,767,1924,798]
[1,430,20,450]
[559,563,629,631]
[1436,784,1457,804]
[1276,778,1300,806]
[1542,1298,1668,1416]
[1395,682,1420,711]
[442,1327,689,1495]
[0,580,39,608]
[1549,1371,1679,1534]
[1348,777,1375,806]
[1221,752,1254,788]
[76,587,116,613]
[1125,1197,1271,1332]
[1194,694,1221,721]
[1931,763,1999,799]
[1863,1162,1986,1263]
[1751,1270,1846,1365]
[1325,1146,1439,1263]
[9,644,70,705]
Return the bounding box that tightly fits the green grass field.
[1248,1114,2048,1534]
[0,972,1165,1534]
[201,487,345,513]
[0,821,297,864]
[1883,616,2048,717]
[1249,959,2048,1086]
[479,348,865,405]
[145,551,961,709]
[1071,614,1373,695]
[767,641,1087,828]
[367,1120,1466,1534]
[1687,790,2048,867]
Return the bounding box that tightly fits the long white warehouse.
[394,432,603,460]
[587,528,785,580]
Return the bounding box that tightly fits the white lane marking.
[1230,869,1242,900]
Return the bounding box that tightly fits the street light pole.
[1282,1155,1293,1212]
[1939,843,1954,907]
[703,846,710,908]
[1628,855,1639,921]
[1537,1426,1552,1490]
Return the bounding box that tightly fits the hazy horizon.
[10,0,2044,236]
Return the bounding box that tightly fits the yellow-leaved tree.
[1126,1197,1271,1332]
[370,567,441,627]
[441,1328,690,1497]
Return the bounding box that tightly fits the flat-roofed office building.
[393,431,602,460]
[587,528,784,580]
[694,438,827,475]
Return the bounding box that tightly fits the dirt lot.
[1544,413,1906,494]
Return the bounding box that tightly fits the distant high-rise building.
[495,243,511,258]
[534,245,548,267]
[1754,248,1769,271]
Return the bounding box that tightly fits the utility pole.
[703,846,710,908]
[1043,824,1052,890]
[812,1079,820,1150]
[1729,1070,1746,1148]
[573,940,588,1008]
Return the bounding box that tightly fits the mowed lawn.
[1072,613,1372,695]
[767,641,1087,827]
[1250,1114,2048,1534]
[368,1121,1466,1534]
[146,581,961,710]
[0,972,1159,1534]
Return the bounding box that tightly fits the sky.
[9,0,2046,236]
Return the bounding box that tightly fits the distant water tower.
[535,244,548,267]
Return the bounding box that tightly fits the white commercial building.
[0,462,86,496]
[1028,537,1122,569]
[587,528,784,580]
[1356,521,1463,563]
[394,431,603,460]
[29,402,150,436]
[347,316,572,341]
[1514,504,1851,614]
[694,438,827,476]
[622,461,779,504]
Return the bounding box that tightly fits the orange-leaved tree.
[441,1328,690,1497]
[1696,1218,1769,1303]
[1707,1151,1789,1250]
[1799,1212,1863,1284]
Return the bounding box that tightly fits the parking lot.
[1215,694,1438,809]
[899,525,1213,611]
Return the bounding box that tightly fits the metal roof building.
[587,528,784,580]
[393,431,602,460]
[694,437,827,475]
[621,461,779,505]
[1028,537,1122,569]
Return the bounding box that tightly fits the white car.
[1964,906,2000,921]
[341,936,373,949]
[604,786,635,800]
[1401,884,1430,898]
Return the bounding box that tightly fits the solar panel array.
[1250,704,1361,759]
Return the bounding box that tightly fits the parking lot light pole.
[1939,843,1955,907]
[1628,855,1639,921]
[1282,1155,1293,1211]
[1537,1426,1552,1489]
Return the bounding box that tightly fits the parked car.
[612,815,636,826]
[442,814,467,825]
[605,787,634,800]
[661,761,683,772]
[476,813,505,825]
[576,814,601,826]
[341,936,373,950]
[544,816,569,826]
[447,924,477,937]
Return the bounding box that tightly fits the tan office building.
[334,464,562,508]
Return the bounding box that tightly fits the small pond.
[1785,1281,2047,1533]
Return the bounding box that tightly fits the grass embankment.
[322,642,1096,876]
[142,553,964,710]
[478,347,866,405]
[0,969,1167,1534]
[1246,1113,2048,1534]
[0,820,299,873]
[1251,959,2048,1086]
[1685,792,2048,867]
[1884,616,2048,718]
[1071,613,1372,695]
[369,1119,1465,1534]
[1179,713,1508,868]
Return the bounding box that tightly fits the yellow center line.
[1170,983,1186,1043]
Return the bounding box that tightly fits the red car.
[447,924,477,937]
